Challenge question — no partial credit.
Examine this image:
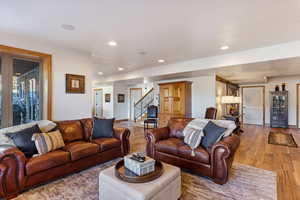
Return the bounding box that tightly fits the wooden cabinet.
[270,91,288,128]
[159,81,191,117]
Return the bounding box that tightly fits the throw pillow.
[37,120,57,133]
[6,124,41,157]
[92,118,115,139]
[201,121,227,150]
[32,130,65,155]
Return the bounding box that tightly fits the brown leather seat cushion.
[92,138,121,152]
[26,150,70,176]
[178,145,210,164]
[63,141,99,161]
[155,138,184,156]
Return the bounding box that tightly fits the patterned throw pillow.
[32,130,65,155]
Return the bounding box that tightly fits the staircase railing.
[134,88,154,122]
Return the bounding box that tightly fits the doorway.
[93,89,103,117]
[242,86,265,125]
[130,88,142,120]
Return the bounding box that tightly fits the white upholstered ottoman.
[99,163,181,200]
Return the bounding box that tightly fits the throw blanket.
[183,119,236,156]
[183,119,208,157]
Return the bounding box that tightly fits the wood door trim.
[93,88,103,116]
[0,44,52,120]
[241,86,266,125]
[297,84,300,129]
[129,88,142,120]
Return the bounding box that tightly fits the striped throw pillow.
[32,130,65,155]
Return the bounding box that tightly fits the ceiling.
[134,57,300,85]
[2,0,300,77]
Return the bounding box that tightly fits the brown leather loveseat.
[0,118,130,199]
[145,118,240,184]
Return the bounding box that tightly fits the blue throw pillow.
[6,124,42,157]
[92,118,115,139]
[201,121,227,150]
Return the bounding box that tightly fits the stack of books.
[124,153,155,176]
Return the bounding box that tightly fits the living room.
[0,1,300,200]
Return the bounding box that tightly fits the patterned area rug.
[14,160,277,200]
[268,132,298,148]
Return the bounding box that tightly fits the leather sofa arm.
[210,135,240,184]
[113,128,130,156]
[145,127,170,158]
[0,145,26,199]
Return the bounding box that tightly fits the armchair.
[145,118,240,184]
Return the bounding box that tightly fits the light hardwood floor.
[116,121,300,200]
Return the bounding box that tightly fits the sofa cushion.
[80,118,93,141]
[155,138,185,156]
[63,141,99,161]
[92,138,121,152]
[178,145,210,164]
[6,124,41,157]
[168,118,194,139]
[92,118,115,139]
[56,120,84,143]
[26,150,70,175]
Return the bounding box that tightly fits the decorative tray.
[115,159,163,183]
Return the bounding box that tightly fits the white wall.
[0,32,94,121]
[153,75,217,118]
[107,75,217,120]
[113,84,129,120]
[240,75,300,126]
[100,86,114,118]
[95,84,129,120]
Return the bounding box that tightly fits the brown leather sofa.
[145,118,240,184]
[0,118,130,199]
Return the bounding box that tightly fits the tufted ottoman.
[99,163,181,200]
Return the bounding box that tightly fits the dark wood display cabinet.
[270,91,288,128]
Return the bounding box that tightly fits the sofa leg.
[212,177,227,185]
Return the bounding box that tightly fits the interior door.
[130,88,142,120]
[242,87,264,125]
[94,89,103,117]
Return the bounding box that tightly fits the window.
[12,59,41,126]
[0,45,52,128]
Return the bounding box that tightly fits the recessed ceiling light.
[158,59,165,63]
[118,67,124,71]
[61,24,75,31]
[220,45,229,50]
[98,72,103,75]
[108,40,117,46]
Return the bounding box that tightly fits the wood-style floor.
[116,121,300,200]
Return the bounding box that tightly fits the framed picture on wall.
[118,94,125,103]
[105,93,111,102]
[66,74,85,93]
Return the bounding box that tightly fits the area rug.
[13,160,277,200]
[268,132,298,148]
